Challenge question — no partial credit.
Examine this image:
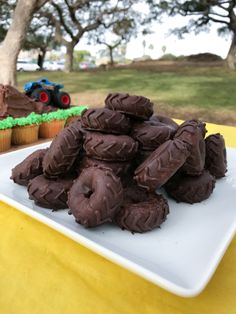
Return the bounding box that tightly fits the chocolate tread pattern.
[165,170,215,204]
[205,133,227,178]
[28,175,74,210]
[131,122,175,150]
[150,115,179,131]
[81,108,130,134]
[84,132,138,161]
[105,93,153,120]
[68,167,123,227]
[43,120,84,178]
[174,120,206,175]
[115,194,169,233]
[78,156,131,177]
[134,139,191,191]
[11,149,47,186]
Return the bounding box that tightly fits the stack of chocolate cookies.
[11,92,227,233]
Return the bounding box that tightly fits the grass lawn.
[17,67,236,125]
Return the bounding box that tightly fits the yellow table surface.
[0,121,236,314]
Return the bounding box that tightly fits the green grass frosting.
[41,106,88,122]
[13,112,42,127]
[64,106,88,117]
[0,117,15,130]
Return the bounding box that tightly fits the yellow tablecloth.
[0,122,236,314]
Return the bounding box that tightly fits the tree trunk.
[226,33,236,70]
[65,43,75,72]
[109,47,114,66]
[37,48,46,70]
[0,0,40,86]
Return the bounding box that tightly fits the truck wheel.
[54,91,71,109]
[31,88,51,105]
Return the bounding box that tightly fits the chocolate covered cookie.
[150,115,178,131]
[43,120,84,178]
[174,120,206,175]
[81,108,130,134]
[205,133,227,178]
[134,139,191,191]
[78,156,131,177]
[11,149,47,186]
[28,175,74,210]
[68,167,123,227]
[115,194,169,233]
[131,120,175,150]
[105,93,153,120]
[84,132,138,161]
[165,170,215,204]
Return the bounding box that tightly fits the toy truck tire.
[31,88,51,105]
[53,91,71,109]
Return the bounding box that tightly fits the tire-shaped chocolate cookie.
[84,132,138,161]
[11,149,47,186]
[205,133,227,178]
[28,175,74,210]
[134,139,191,191]
[43,120,84,178]
[78,156,131,177]
[68,167,123,227]
[165,170,215,204]
[174,120,206,175]
[105,93,153,120]
[150,115,179,131]
[81,108,130,134]
[131,120,175,150]
[115,194,169,233]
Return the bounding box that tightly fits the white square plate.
[0,143,235,297]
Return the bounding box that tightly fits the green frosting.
[64,106,88,118]
[0,117,15,130]
[0,106,88,129]
[13,112,42,127]
[41,106,88,122]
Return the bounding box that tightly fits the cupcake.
[65,106,87,125]
[0,117,14,152]
[39,110,66,139]
[12,113,41,145]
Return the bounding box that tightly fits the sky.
[76,15,231,60]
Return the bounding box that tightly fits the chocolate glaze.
[150,115,179,131]
[115,193,169,233]
[43,120,84,178]
[11,149,47,186]
[84,132,138,161]
[68,167,123,227]
[28,175,74,210]
[0,85,55,118]
[165,170,215,204]
[131,120,175,150]
[174,120,206,175]
[205,133,227,178]
[105,93,153,120]
[134,139,191,191]
[78,156,131,177]
[81,108,130,134]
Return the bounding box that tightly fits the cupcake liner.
[39,119,65,138]
[12,124,39,145]
[0,128,12,152]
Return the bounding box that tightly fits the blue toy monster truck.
[24,78,71,109]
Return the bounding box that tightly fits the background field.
[17,64,236,126]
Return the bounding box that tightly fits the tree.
[96,18,136,66]
[40,0,135,72]
[149,0,236,69]
[73,50,91,69]
[24,15,57,69]
[0,0,49,85]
